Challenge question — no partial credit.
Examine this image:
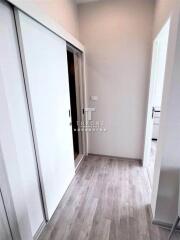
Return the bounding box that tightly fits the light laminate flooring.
[38,155,180,240]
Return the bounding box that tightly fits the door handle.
[152,107,155,119]
[68,110,72,126]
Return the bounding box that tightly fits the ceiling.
[76,0,156,4]
[76,0,101,4]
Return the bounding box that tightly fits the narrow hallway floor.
[38,155,180,240]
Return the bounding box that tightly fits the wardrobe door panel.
[0,191,12,240]
[16,11,75,219]
[0,2,44,236]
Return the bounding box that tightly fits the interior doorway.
[143,19,170,187]
[67,46,84,168]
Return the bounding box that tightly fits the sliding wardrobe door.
[0,2,44,237]
[15,11,75,218]
[0,191,12,240]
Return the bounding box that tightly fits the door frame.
[143,19,171,167]
[67,44,88,158]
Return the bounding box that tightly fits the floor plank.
[38,155,180,240]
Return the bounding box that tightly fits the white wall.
[30,0,79,38]
[154,0,178,37]
[9,0,79,38]
[78,0,155,159]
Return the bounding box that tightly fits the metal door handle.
[152,107,155,119]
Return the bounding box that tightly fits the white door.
[15,11,75,219]
[0,191,12,240]
[143,19,170,166]
[0,1,45,236]
[143,40,159,165]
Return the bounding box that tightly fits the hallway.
[38,156,179,240]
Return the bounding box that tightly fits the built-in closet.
[0,191,12,240]
[0,1,45,237]
[0,1,85,239]
[16,10,75,220]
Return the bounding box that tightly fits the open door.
[143,19,170,186]
[67,46,85,168]
[67,50,80,159]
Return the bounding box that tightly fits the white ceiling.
[76,0,101,4]
[76,0,156,4]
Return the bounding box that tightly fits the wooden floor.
[146,141,157,187]
[38,155,180,240]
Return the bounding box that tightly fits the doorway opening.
[67,46,85,168]
[143,19,170,188]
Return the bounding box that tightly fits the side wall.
[78,0,155,159]
[9,0,79,38]
[154,0,178,37]
[30,0,79,38]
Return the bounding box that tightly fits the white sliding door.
[15,11,75,219]
[0,191,12,240]
[0,2,44,237]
